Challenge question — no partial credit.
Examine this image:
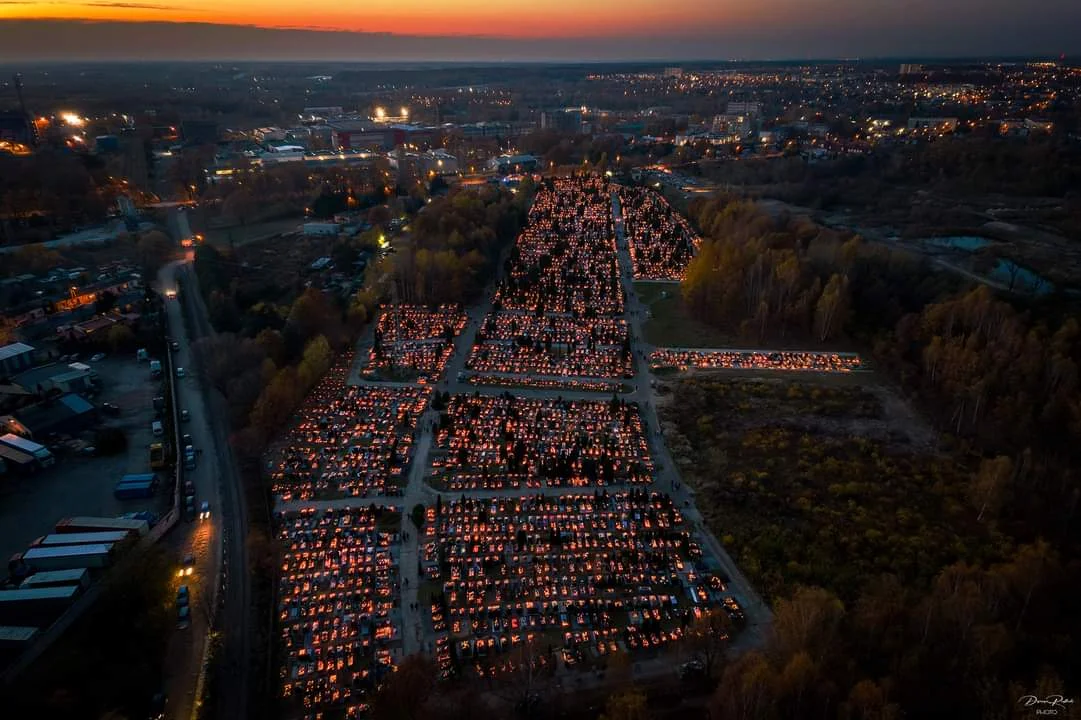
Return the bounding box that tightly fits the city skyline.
[0,0,1079,61]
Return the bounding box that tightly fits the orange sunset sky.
[0,0,732,37]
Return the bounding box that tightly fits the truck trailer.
[55,517,149,537]
[0,586,80,626]
[30,531,130,548]
[18,568,91,591]
[16,543,114,571]
[0,433,55,467]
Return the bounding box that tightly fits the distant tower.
[12,73,38,146]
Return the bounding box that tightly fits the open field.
[658,374,1001,604]
[635,282,734,348]
[203,217,303,249]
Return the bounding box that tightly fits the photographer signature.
[1018,695,1075,710]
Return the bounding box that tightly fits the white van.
[151,420,163,436]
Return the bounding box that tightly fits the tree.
[411,503,426,530]
[222,187,257,228]
[599,689,650,720]
[997,539,1057,632]
[771,586,844,664]
[682,607,731,680]
[135,230,173,277]
[371,654,437,720]
[711,651,778,720]
[94,291,118,314]
[297,335,332,392]
[814,273,850,342]
[106,324,135,352]
[968,456,1012,522]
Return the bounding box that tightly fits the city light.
[59,111,85,127]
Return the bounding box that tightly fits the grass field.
[204,217,302,249]
[634,281,734,348]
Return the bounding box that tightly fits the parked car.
[90,352,106,362]
[184,496,196,522]
[180,409,190,422]
[101,401,120,415]
[182,433,193,447]
[170,341,180,351]
[176,367,185,378]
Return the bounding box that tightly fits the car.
[79,446,96,456]
[184,446,196,471]
[199,501,210,521]
[165,289,177,300]
[184,480,195,496]
[176,367,185,378]
[184,497,196,522]
[176,585,190,606]
[170,341,180,351]
[177,553,195,577]
[90,352,106,362]
[180,409,190,422]
[101,401,120,415]
[182,433,193,447]
[176,603,191,629]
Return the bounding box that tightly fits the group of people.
[421,492,733,673]
[618,186,702,281]
[363,304,467,382]
[649,348,863,373]
[269,383,430,500]
[428,395,654,491]
[277,507,399,719]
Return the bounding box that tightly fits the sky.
[0,0,1079,61]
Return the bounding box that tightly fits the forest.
[191,183,529,456]
[666,193,1081,718]
[387,182,531,305]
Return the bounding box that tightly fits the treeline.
[675,195,1081,716]
[190,285,372,454]
[682,197,957,343]
[0,150,116,243]
[389,183,532,305]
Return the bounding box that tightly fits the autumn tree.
[682,606,731,680]
[813,273,850,342]
[968,455,1012,522]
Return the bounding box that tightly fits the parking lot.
[0,354,169,568]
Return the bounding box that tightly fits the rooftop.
[0,343,34,362]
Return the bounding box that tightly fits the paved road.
[158,205,251,720]
[177,260,252,720]
[157,259,224,720]
[611,191,773,641]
